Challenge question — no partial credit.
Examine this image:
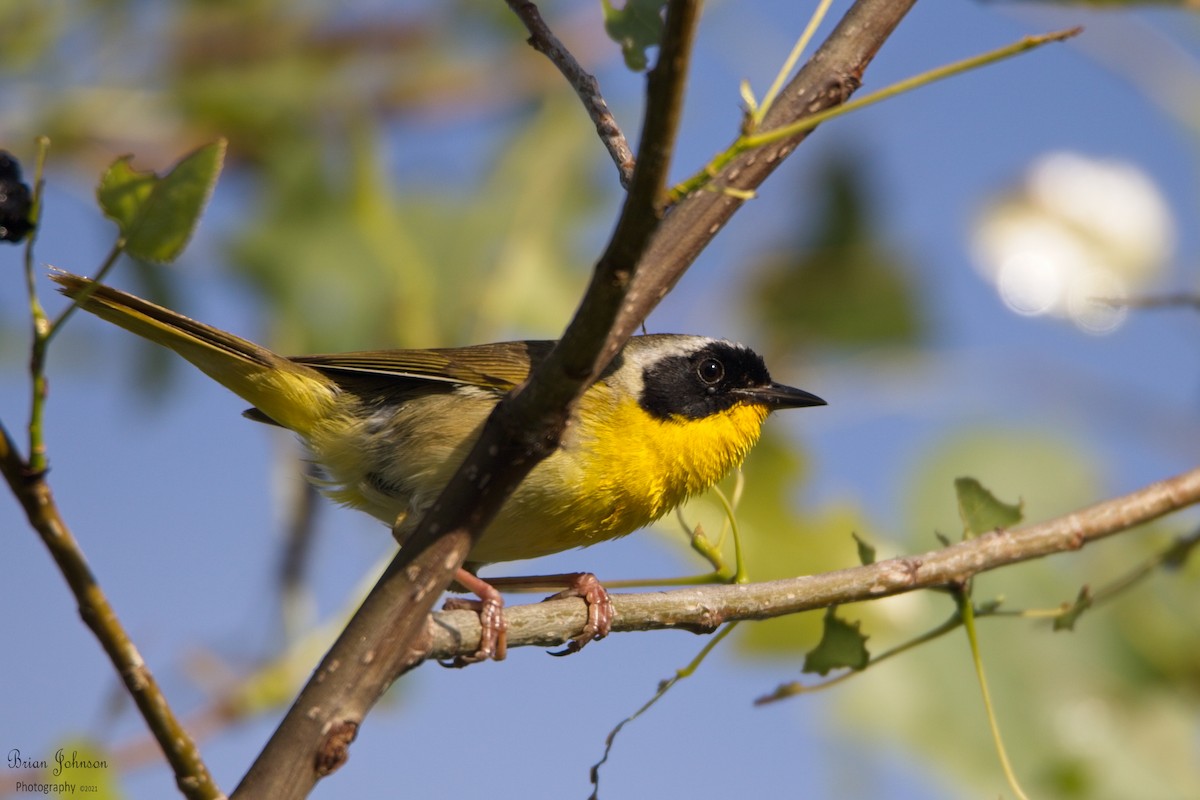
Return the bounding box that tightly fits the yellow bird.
[54,272,825,659]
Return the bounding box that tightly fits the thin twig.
[8,136,222,797]
[1110,292,1200,311]
[614,0,916,337]
[755,610,967,703]
[506,0,636,189]
[0,421,225,800]
[24,138,51,474]
[743,27,1081,151]
[421,464,1200,659]
[669,26,1081,203]
[46,239,125,341]
[751,0,835,124]
[959,589,1031,800]
[588,621,739,799]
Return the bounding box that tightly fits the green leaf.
[96,139,226,263]
[750,152,925,351]
[906,430,1097,551]
[852,531,876,565]
[601,0,665,72]
[955,476,1023,538]
[96,157,156,233]
[802,607,870,676]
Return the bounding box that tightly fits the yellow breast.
[469,385,769,564]
[576,390,768,528]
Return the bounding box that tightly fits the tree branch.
[619,0,915,333]
[506,0,636,189]
[0,420,224,800]
[235,0,920,795]
[422,464,1200,658]
[232,3,701,797]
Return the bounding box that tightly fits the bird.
[53,271,825,661]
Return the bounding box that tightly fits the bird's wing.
[291,340,555,391]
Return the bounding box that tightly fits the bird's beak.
[736,382,826,409]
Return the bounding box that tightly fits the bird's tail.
[52,272,338,435]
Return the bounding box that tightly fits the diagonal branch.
[235,0,921,795]
[619,0,915,333]
[506,0,636,189]
[232,2,701,798]
[422,464,1200,658]
[0,421,224,800]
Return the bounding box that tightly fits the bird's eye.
[697,357,724,385]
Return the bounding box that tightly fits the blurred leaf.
[0,2,63,71]
[853,531,877,565]
[219,621,341,718]
[750,151,924,353]
[1038,756,1093,799]
[165,7,503,163]
[601,0,665,71]
[49,738,124,800]
[1162,532,1200,569]
[955,476,1023,538]
[803,607,870,675]
[230,129,441,353]
[230,96,597,353]
[458,97,601,340]
[97,139,226,263]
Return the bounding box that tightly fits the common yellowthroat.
[53,272,825,658]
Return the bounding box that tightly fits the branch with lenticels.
[231,1,918,797]
[423,465,1200,659]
